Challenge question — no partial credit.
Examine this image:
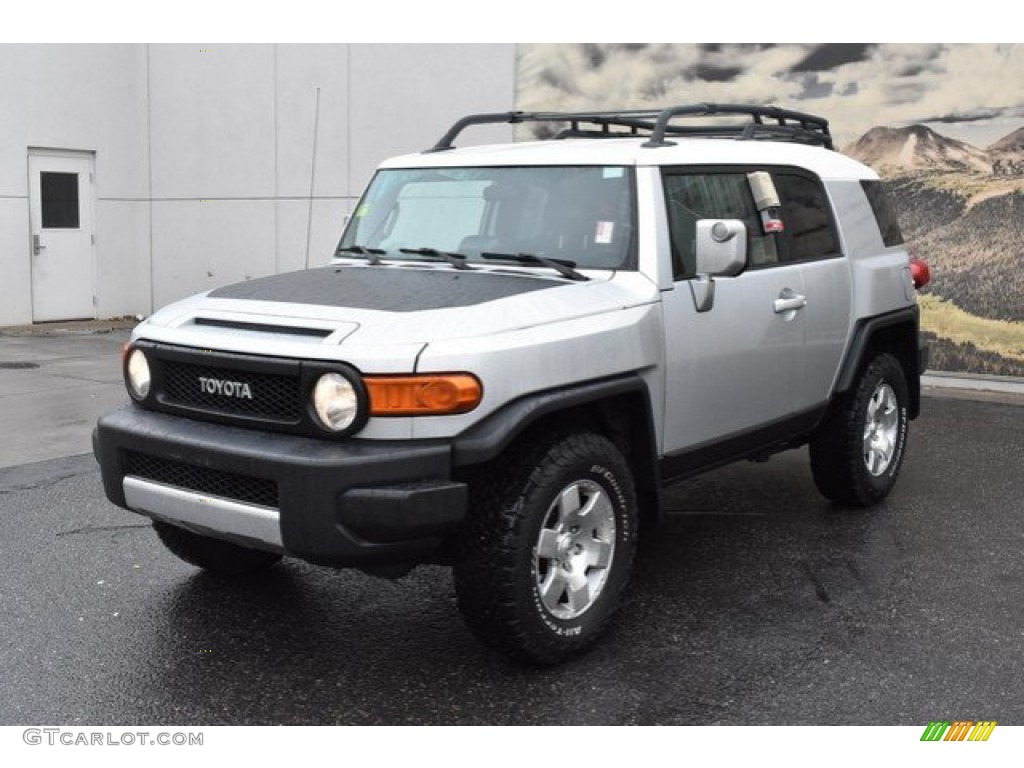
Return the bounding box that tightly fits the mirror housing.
[695,219,747,277]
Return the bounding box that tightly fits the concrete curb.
[0,318,139,337]
[922,371,1024,396]
[922,372,1024,405]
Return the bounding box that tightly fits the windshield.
[339,166,635,270]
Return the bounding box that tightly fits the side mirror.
[695,219,747,277]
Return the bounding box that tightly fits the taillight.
[910,256,931,289]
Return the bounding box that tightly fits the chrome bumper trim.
[123,476,284,551]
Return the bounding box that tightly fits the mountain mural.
[515,43,1024,378]
[990,127,1024,176]
[845,124,1018,175]
[846,124,1024,376]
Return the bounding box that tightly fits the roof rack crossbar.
[426,104,834,153]
[639,103,832,149]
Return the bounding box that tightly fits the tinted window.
[662,172,778,279]
[860,179,904,247]
[40,172,80,229]
[774,174,838,261]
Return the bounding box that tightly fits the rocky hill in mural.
[990,127,1024,176]
[847,125,992,175]
[846,125,1024,376]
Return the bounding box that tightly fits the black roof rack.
[427,104,834,152]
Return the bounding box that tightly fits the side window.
[774,174,839,261]
[860,179,904,247]
[662,172,778,279]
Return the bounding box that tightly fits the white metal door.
[28,151,96,321]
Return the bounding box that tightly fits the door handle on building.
[32,234,46,256]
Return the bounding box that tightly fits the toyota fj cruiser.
[94,105,929,664]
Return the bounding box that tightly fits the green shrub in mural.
[517,43,1024,377]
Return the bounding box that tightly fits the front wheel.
[454,431,638,665]
[810,353,910,507]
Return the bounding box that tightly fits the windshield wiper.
[336,245,387,265]
[399,247,474,270]
[481,252,589,282]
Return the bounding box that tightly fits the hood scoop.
[174,311,359,346]
[194,317,333,339]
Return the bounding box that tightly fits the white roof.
[380,137,878,181]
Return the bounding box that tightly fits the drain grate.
[0,362,40,370]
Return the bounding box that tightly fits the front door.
[28,151,96,321]
[661,265,808,453]
[659,168,808,455]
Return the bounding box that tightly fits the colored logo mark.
[920,721,996,742]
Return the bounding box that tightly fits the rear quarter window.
[774,173,839,262]
[860,180,905,247]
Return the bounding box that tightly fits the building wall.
[0,44,149,325]
[0,43,517,325]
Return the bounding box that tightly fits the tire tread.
[810,352,909,507]
[454,429,636,664]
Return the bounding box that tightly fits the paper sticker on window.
[355,204,370,218]
[595,221,615,244]
[602,167,625,179]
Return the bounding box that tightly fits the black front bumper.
[93,405,467,567]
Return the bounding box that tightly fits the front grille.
[161,361,302,422]
[124,452,279,508]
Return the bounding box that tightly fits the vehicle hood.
[135,263,658,369]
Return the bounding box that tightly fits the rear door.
[772,172,851,406]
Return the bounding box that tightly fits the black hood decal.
[210,265,563,312]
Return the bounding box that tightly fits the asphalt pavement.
[1,324,1022,725]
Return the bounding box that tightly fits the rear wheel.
[153,521,282,575]
[810,353,910,507]
[454,431,638,665]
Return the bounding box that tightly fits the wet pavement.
[1,392,1021,725]
[0,326,131,468]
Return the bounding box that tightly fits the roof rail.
[426,104,834,152]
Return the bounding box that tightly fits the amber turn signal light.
[364,374,482,416]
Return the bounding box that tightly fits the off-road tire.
[810,353,910,507]
[153,521,283,575]
[454,431,638,665]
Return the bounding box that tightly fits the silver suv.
[94,105,929,664]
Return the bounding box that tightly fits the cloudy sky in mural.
[517,44,1024,147]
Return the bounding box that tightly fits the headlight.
[126,348,151,399]
[312,372,359,432]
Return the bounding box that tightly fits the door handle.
[33,234,46,256]
[773,290,807,314]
